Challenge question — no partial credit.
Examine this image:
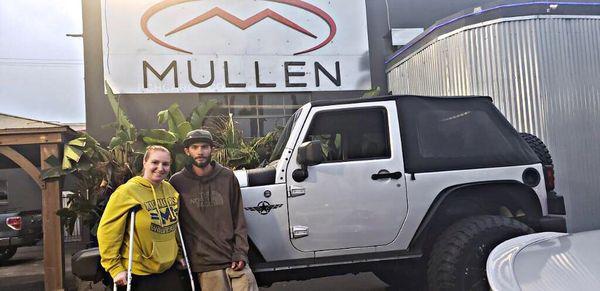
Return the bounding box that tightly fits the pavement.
[0,243,87,291]
[0,244,389,291]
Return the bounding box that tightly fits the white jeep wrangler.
[235,95,566,291]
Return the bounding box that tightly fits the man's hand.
[113,271,127,286]
[231,260,245,271]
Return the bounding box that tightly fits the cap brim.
[183,138,214,147]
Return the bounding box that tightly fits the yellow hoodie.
[98,176,181,278]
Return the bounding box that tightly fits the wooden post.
[40,143,64,291]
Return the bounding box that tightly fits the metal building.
[386,1,600,232]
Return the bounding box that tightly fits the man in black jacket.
[170,129,258,291]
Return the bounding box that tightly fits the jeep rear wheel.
[0,246,17,263]
[427,215,533,291]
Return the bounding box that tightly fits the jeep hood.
[234,169,248,188]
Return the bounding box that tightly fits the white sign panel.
[101,0,371,93]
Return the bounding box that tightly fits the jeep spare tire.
[519,132,553,166]
[427,215,533,291]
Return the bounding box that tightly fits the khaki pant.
[198,266,259,291]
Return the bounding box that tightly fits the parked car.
[487,230,600,291]
[0,210,43,263]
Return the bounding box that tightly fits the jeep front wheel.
[427,215,533,291]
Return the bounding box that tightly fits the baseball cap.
[183,129,214,147]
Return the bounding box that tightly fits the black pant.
[115,266,187,291]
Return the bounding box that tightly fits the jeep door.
[286,101,408,252]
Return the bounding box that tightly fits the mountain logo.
[140,0,337,55]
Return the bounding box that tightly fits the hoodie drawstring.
[149,183,163,227]
[149,183,177,227]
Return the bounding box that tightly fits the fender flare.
[408,180,542,250]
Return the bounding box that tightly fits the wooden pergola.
[0,113,75,291]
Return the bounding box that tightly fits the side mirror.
[297,141,324,166]
[293,141,324,182]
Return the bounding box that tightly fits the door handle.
[288,186,306,197]
[291,225,309,238]
[371,171,402,180]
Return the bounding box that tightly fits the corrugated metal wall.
[388,16,600,232]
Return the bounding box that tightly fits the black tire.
[0,246,17,262]
[427,215,533,291]
[519,132,553,166]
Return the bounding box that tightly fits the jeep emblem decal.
[244,201,283,215]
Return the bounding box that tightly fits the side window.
[416,110,514,158]
[0,180,7,204]
[304,107,390,162]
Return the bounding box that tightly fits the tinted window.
[304,108,390,162]
[396,96,539,173]
[417,110,515,158]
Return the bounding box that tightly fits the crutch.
[177,222,196,291]
[114,205,141,291]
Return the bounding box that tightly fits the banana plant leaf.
[190,100,218,129]
[174,153,192,172]
[362,86,381,98]
[106,81,135,134]
[109,130,133,149]
[177,122,193,140]
[62,145,84,169]
[131,140,148,155]
[158,103,192,140]
[140,129,178,145]
[68,137,87,147]
[41,155,64,180]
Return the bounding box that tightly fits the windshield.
[269,108,303,162]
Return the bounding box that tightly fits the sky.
[0,0,85,124]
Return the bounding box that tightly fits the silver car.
[487,230,600,291]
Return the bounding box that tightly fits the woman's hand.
[113,271,127,286]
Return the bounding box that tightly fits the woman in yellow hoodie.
[98,145,184,290]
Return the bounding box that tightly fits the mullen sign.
[142,60,341,89]
[102,0,371,93]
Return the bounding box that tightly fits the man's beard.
[193,155,212,168]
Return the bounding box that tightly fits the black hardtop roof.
[310,95,493,107]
